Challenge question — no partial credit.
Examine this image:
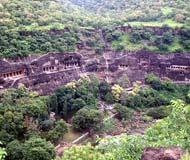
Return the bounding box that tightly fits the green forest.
[0,0,190,57]
[1,0,190,160]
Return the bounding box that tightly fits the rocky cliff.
[0,50,190,95]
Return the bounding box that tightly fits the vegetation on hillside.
[0,0,190,58]
[70,0,190,26]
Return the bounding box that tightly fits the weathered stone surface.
[141,146,185,160]
[0,50,190,95]
[0,52,83,95]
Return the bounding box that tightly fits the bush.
[48,119,68,142]
[6,140,23,160]
[0,144,6,160]
[41,120,54,131]
[98,134,147,160]
[114,103,134,121]
[181,152,190,160]
[59,144,109,160]
[145,73,163,90]
[146,106,171,119]
[23,137,55,160]
[146,100,190,149]
[140,115,153,122]
[100,118,117,133]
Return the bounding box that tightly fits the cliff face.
[0,50,190,95]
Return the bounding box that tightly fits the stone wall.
[0,50,190,95]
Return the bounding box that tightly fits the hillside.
[70,0,190,27]
[0,0,190,58]
[0,1,190,160]
[1,0,190,30]
[0,0,95,30]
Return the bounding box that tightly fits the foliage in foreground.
[58,144,112,160]
[146,99,190,148]
[181,152,190,160]
[0,143,6,160]
[5,136,55,160]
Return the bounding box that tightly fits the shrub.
[6,140,23,160]
[100,118,117,133]
[98,134,147,160]
[140,115,153,122]
[0,143,6,160]
[146,106,171,119]
[23,137,55,160]
[114,103,134,121]
[59,144,109,160]
[41,120,54,131]
[48,119,68,142]
[181,152,190,160]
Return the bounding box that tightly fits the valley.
[0,0,190,160]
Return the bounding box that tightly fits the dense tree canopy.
[0,0,189,57]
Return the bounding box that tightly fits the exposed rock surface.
[141,146,185,160]
[0,50,190,95]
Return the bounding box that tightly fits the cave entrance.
[1,70,25,79]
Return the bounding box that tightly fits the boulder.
[141,146,185,160]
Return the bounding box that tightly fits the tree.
[182,40,190,49]
[17,98,48,118]
[48,119,68,142]
[72,98,86,110]
[162,32,174,45]
[55,86,76,117]
[0,130,15,145]
[111,84,124,101]
[0,110,24,139]
[145,73,160,84]
[6,140,23,160]
[145,73,163,90]
[72,108,103,132]
[23,137,55,160]
[98,81,111,100]
[41,120,54,131]
[129,31,142,43]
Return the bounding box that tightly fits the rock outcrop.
[141,146,185,160]
[0,50,190,95]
